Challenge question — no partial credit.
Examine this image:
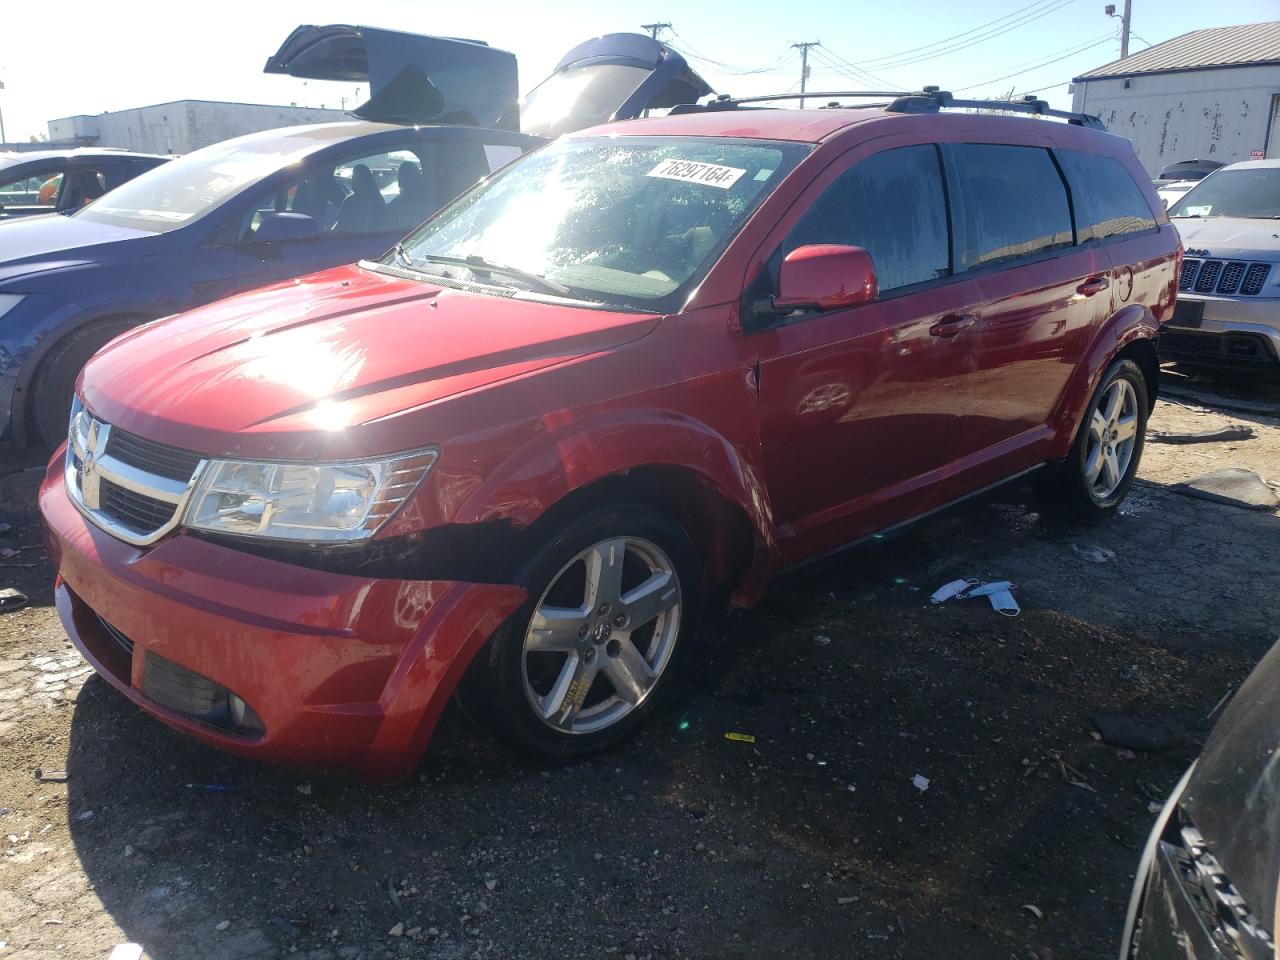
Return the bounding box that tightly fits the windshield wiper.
[412,253,573,298]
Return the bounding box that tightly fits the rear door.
[753,141,989,560]
[945,142,1112,480]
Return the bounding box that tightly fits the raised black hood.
[264,25,519,129]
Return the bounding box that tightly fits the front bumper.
[1160,294,1280,368]
[39,453,526,781]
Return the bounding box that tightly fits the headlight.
[0,293,27,322]
[183,448,438,542]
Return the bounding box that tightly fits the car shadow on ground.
[59,479,1280,960]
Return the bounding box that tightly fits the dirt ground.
[1,366,1278,960]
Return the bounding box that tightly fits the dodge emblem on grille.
[79,418,110,511]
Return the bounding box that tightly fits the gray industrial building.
[46,99,349,155]
[1070,21,1280,175]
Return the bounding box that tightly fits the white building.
[47,100,349,155]
[1071,21,1280,175]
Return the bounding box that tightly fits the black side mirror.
[253,212,319,243]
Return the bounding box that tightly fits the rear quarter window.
[1056,149,1157,242]
[954,144,1073,268]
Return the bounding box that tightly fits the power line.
[807,47,900,89]
[667,31,796,75]
[855,0,1070,66]
[855,0,1079,70]
[954,34,1113,91]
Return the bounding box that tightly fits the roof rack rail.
[885,87,1105,129]
[669,86,1106,130]
[669,90,911,115]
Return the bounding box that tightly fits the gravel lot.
[1,368,1277,960]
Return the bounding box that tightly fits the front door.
[753,143,985,562]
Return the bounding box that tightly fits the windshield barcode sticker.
[647,159,747,189]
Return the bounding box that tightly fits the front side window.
[394,136,810,312]
[1057,150,1157,241]
[1169,167,1280,219]
[954,144,1073,268]
[0,168,61,209]
[774,144,951,294]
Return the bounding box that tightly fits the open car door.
[520,34,713,139]
[264,25,520,130]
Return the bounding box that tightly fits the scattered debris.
[1092,714,1181,752]
[837,897,857,905]
[1149,424,1254,444]
[814,634,832,646]
[724,732,757,744]
[34,769,68,782]
[1161,385,1279,417]
[1173,468,1279,512]
[930,578,1019,615]
[215,920,230,931]
[296,782,313,796]
[108,947,143,960]
[1021,904,1044,921]
[1072,544,1115,564]
[124,844,134,857]
[484,878,498,892]
[0,588,28,613]
[75,809,95,821]
[389,922,405,937]
[911,774,930,793]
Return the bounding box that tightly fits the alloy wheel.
[1084,378,1139,500]
[521,536,682,735]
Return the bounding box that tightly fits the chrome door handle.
[929,313,977,338]
[1077,276,1111,296]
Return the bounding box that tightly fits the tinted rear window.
[954,144,1073,268]
[1057,150,1157,241]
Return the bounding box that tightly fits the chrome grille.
[65,402,205,546]
[1181,258,1272,296]
[104,430,203,483]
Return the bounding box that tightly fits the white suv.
[1164,159,1280,371]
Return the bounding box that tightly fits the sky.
[1,0,1277,142]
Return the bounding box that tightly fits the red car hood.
[80,264,660,459]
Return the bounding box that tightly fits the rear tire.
[1037,357,1148,517]
[461,504,701,759]
[28,318,139,450]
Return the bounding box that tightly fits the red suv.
[39,91,1179,780]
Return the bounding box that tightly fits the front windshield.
[520,65,653,139]
[1169,168,1280,219]
[393,136,810,312]
[78,135,328,233]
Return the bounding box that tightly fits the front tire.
[1038,357,1148,516]
[465,504,700,759]
[28,318,139,450]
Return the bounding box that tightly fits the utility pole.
[1105,1,1132,58]
[0,81,6,145]
[641,22,671,40]
[793,42,819,108]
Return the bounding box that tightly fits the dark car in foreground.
[40,89,1179,780]
[0,149,170,220]
[1121,638,1280,958]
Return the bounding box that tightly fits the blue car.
[0,26,708,450]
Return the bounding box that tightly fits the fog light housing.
[228,693,265,736]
